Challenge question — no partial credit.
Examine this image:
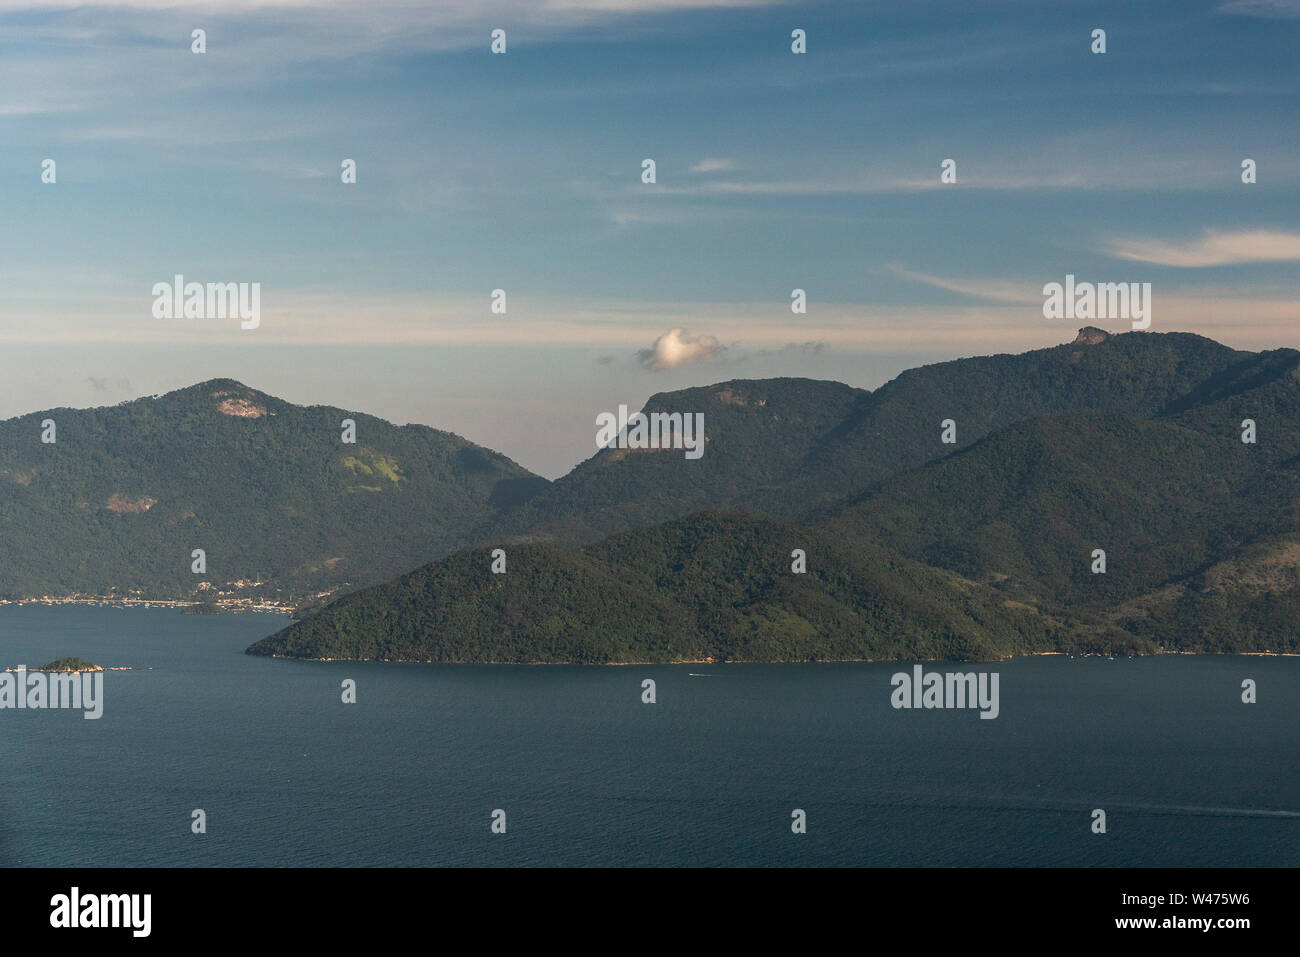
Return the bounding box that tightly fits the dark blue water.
[1,606,1295,866]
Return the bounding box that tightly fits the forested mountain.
[476,378,867,545]
[6,329,1297,661]
[0,379,545,602]
[248,511,1136,663]
[251,329,1300,661]
[478,328,1256,545]
[832,339,1300,648]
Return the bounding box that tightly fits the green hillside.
[829,341,1300,650]
[249,512,1134,663]
[5,328,1296,661]
[483,378,866,545]
[481,328,1255,544]
[839,414,1285,605]
[251,328,1300,661]
[0,379,545,603]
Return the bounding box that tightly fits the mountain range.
[252,327,1300,661]
[3,328,1296,661]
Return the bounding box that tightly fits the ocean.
[1,605,1295,867]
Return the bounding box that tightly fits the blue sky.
[2,0,1297,476]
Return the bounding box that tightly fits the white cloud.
[635,327,725,369]
[1106,230,1300,267]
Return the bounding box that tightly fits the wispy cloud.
[689,158,737,173]
[606,206,702,227]
[783,341,827,354]
[0,0,778,16]
[629,148,1269,198]
[546,0,777,9]
[1106,230,1300,267]
[1217,0,1300,18]
[652,174,935,196]
[889,266,1041,304]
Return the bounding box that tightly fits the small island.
[34,657,103,673]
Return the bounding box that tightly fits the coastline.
[0,596,295,614]
[9,603,1296,664]
[259,650,1300,665]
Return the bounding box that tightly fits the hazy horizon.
[3,324,1283,479]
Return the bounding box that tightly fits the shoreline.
[3,666,135,672]
[8,603,1296,664]
[0,597,295,614]
[260,650,1300,665]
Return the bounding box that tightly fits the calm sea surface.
[1,605,1295,867]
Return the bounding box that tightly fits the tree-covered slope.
[248,511,1134,662]
[0,379,545,602]
[1112,530,1300,650]
[482,378,868,545]
[785,329,1249,512]
[250,329,1300,661]
[485,328,1255,545]
[829,342,1300,649]
[7,328,1296,661]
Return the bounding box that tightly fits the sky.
[1,0,1297,477]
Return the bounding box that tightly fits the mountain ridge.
[5,328,1298,664]
[247,328,1300,661]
